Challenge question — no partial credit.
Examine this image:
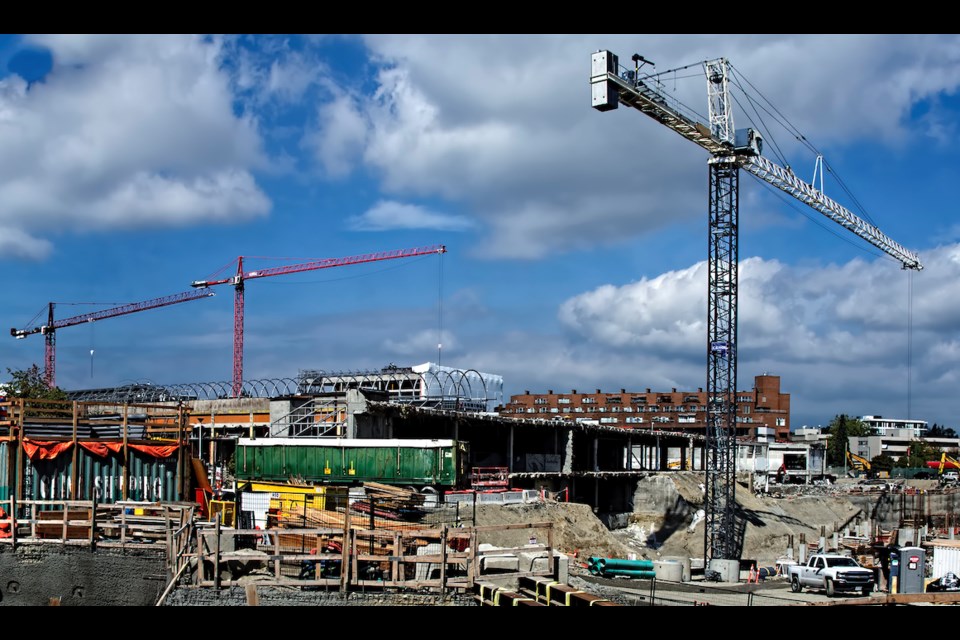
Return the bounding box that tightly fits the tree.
[3,365,68,401]
[895,439,941,469]
[871,454,895,475]
[928,423,958,438]
[826,414,870,467]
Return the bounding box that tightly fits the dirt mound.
[474,474,873,568]
[473,501,632,560]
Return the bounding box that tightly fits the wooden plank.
[340,502,351,591]
[122,405,129,501]
[214,513,221,589]
[392,532,400,582]
[439,525,447,594]
[245,584,259,606]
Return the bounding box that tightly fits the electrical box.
[895,546,926,594]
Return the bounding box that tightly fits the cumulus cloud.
[305,34,960,259]
[0,34,270,258]
[347,200,473,232]
[551,244,960,425]
[384,329,454,357]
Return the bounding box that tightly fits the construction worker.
[0,506,11,539]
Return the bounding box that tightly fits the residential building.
[498,374,790,439]
[860,415,927,439]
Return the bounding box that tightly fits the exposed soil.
[475,473,906,569]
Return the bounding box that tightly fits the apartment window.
[561,407,571,413]
[626,416,645,424]
[574,407,584,413]
[738,395,752,402]
[611,407,621,413]
[582,397,596,404]
[557,398,571,405]
[606,396,622,404]
[526,408,535,413]
[538,407,548,413]
[741,406,751,414]
[534,398,549,405]
[600,417,618,424]
[623,407,633,413]
[678,414,696,424]
[598,407,607,413]
[630,396,647,404]
[550,408,558,413]
[776,418,786,427]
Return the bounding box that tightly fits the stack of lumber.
[355,482,426,521]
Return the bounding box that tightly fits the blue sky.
[1,34,959,430]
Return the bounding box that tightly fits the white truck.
[787,554,875,597]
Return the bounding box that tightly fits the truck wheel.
[790,576,802,593]
[825,578,835,597]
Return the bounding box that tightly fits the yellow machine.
[846,450,871,472]
[937,452,960,484]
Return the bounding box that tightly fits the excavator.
[936,452,960,486]
[846,450,872,477]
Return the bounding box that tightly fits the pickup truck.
[787,554,875,597]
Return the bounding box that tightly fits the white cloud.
[0,35,270,257]
[550,244,960,425]
[0,226,52,260]
[347,200,473,232]
[308,34,960,259]
[306,93,370,178]
[384,329,454,357]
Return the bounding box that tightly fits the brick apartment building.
[498,374,790,440]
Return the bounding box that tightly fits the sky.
[1,34,959,430]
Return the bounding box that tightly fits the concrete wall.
[0,545,167,606]
[163,585,476,606]
[191,398,270,414]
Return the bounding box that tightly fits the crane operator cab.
[734,128,763,156]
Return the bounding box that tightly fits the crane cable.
[437,249,444,368]
[907,270,913,420]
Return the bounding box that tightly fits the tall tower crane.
[590,50,922,565]
[11,289,216,388]
[190,244,448,397]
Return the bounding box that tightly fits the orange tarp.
[22,439,178,460]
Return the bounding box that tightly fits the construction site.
[1,43,956,607]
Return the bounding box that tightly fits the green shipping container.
[0,440,10,502]
[235,438,466,487]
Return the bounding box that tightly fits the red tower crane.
[190,244,448,397]
[11,289,216,388]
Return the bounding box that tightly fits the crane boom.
[590,52,923,271]
[191,244,447,397]
[11,289,216,388]
[591,48,923,566]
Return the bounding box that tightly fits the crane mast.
[591,49,922,566]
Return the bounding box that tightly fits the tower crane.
[190,244,447,398]
[590,50,922,566]
[11,289,216,388]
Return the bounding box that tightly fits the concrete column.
[680,443,687,470]
[656,435,661,470]
[593,436,598,472]
[627,437,633,471]
[787,535,794,560]
[798,534,806,563]
[563,429,574,473]
[594,478,599,509]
